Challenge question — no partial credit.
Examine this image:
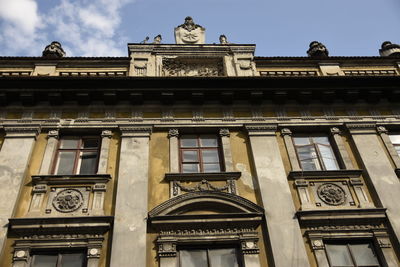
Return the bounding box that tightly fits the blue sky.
[0,0,399,57]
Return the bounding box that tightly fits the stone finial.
[140,36,149,44]
[379,41,400,57]
[42,41,66,58]
[219,34,229,45]
[153,34,162,44]
[174,16,205,44]
[307,41,329,57]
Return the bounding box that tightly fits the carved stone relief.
[172,179,236,196]
[162,58,223,77]
[317,183,346,206]
[46,187,90,215]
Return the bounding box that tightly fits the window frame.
[52,136,101,175]
[324,240,382,267]
[178,134,225,173]
[177,245,244,267]
[293,135,340,171]
[30,249,87,267]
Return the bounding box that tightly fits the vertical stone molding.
[377,126,400,169]
[168,129,179,198]
[39,129,59,175]
[349,178,374,208]
[294,180,313,210]
[330,127,354,169]
[110,126,152,267]
[347,123,400,242]
[97,130,112,174]
[0,126,39,253]
[91,183,107,216]
[281,128,301,171]
[310,238,330,266]
[28,184,47,215]
[245,124,310,267]
[219,128,234,172]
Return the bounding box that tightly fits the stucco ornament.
[317,183,346,205]
[307,41,329,57]
[42,41,66,58]
[52,189,83,212]
[174,16,205,44]
[379,41,400,57]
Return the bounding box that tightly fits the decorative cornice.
[289,169,363,179]
[31,174,112,185]
[119,126,152,137]
[346,123,377,134]
[4,126,40,138]
[165,172,241,182]
[245,124,277,136]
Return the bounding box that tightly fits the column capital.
[245,124,277,136]
[330,127,341,135]
[219,128,230,137]
[167,128,179,138]
[280,128,292,136]
[119,126,152,137]
[101,130,113,138]
[4,126,40,138]
[47,129,59,139]
[376,126,388,135]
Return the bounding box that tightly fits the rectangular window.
[179,135,223,173]
[325,242,381,267]
[389,135,400,156]
[31,251,86,267]
[179,248,240,267]
[53,137,100,175]
[293,136,339,171]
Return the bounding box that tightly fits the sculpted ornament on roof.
[174,16,205,44]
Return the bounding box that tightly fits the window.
[31,251,86,267]
[53,137,100,175]
[293,136,339,171]
[179,135,223,173]
[325,242,381,267]
[389,135,400,156]
[179,248,240,267]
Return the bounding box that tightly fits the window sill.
[289,169,363,179]
[165,172,241,182]
[32,174,112,185]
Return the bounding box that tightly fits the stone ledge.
[289,169,363,179]
[32,174,112,185]
[164,172,241,182]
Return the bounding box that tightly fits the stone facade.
[0,18,399,267]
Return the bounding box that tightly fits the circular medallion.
[52,189,83,213]
[89,248,98,256]
[16,250,26,258]
[317,183,346,206]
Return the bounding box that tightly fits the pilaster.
[97,130,112,174]
[39,129,59,175]
[245,124,310,267]
[110,126,152,267]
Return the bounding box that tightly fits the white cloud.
[0,0,134,56]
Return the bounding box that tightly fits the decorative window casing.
[30,250,87,267]
[325,241,381,267]
[28,174,111,217]
[291,170,373,210]
[53,137,100,175]
[179,247,242,267]
[148,191,264,267]
[298,209,398,267]
[376,126,400,177]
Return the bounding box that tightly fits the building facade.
[0,18,400,266]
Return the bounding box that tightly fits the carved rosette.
[52,189,84,213]
[317,183,346,206]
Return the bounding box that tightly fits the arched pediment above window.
[148,191,264,230]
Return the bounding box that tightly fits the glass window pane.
[293,137,311,145]
[180,250,208,267]
[83,139,99,149]
[203,163,221,173]
[209,248,239,267]
[389,135,400,145]
[318,145,339,170]
[182,164,199,173]
[313,136,330,145]
[394,145,400,156]
[32,254,58,267]
[182,151,199,162]
[297,145,316,160]
[202,150,219,163]
[55,151,76,175]
[61,253,85,267]
[60,139,79,149]
[351,244,380,266]
[300,159,319,171]
[200,136,218,147]
[79,152,98,174]
[181,136,198,147]
[326,244,353,266]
